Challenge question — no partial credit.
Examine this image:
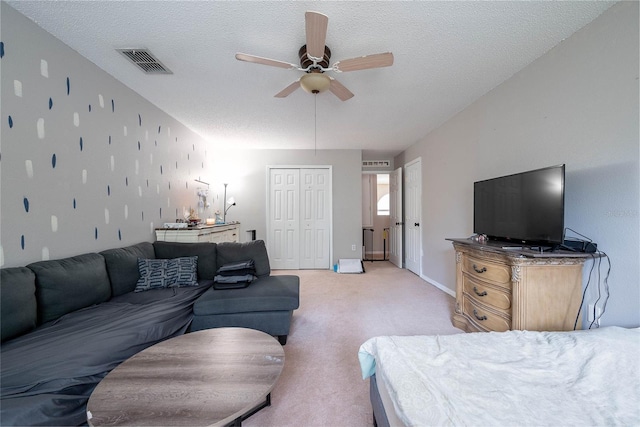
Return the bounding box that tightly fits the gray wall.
[395,2,639,327]
[204,149,363,263]
[1,3,209,267]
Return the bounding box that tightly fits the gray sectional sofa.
[0,240,299,426]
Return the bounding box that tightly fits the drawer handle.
[473,287,488,297]
[473,309,488,321]
[472,264,487,274]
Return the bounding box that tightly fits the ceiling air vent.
[362,160,391,168]
[117,49,173,74]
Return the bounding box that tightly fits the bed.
[359,327,639,426]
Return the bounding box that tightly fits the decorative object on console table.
[155,223,240,243]
[448,239,589,333]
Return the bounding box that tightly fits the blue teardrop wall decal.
[107,185,111,196]
[0,42,4,58]
[118,229,122,240]
[159,207,162,218]
[23,197,29,212]
[79,137,83,151]
[175,161,178,169]
[49,98,53,109]
[146,179,149,187]
[66,77,70,95]
[21,235,25,250]
[125,177,129,186]
[155,140,158,147]
[141,211,144,221]
[168,181,171,190]
[108,135,111,145]
[94,227,98,239]
[8,116,13,128]
[158,125,161,134]
[51,153,56,168]
[137,141,141,150]
[73,198,77,209]
[138,114,142,126]
[111,99,115,112]
[88,104,92,112]
[160,165,163,174]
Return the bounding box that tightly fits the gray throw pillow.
[135,256,198,292]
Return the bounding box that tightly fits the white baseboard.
[420,273,456,298]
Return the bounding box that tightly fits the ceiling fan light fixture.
[300,73,331,94]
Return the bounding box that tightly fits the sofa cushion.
[1,267,37,342]
[101,242,156,296]
[27,253,111,324]
[216,240,270,277]
[193,275,299,315]
[135,257,199,292]
[153,241,217,280]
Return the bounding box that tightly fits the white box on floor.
[338,259,364,274]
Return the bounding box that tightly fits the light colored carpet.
[244,261,462,427]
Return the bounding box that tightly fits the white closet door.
[269,169,300,269]
[300,168,331,269]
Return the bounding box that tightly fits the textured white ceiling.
[7,1,615,156]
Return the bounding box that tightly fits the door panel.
[300,169,330,269]
[269,167,331,270]
[405,159,421,275]
[389,167,403,268]
[269,169,300,269]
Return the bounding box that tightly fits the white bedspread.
[359,327,640,426]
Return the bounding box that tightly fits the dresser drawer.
[462,255,511,286]
[462,275,512,311]
[462,297,511,332]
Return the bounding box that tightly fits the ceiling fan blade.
[235,53,298,70]
[334,52,394,72]
[329,78,354,101]
[305,11,329,59]
[275,80,301,98]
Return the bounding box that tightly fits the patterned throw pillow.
[134,256,198,292]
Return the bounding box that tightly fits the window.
[377,174,389,216]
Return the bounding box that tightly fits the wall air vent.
[116,49,173,74]
[362,160,391,168]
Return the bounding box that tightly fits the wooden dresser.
[155,223,240,244]
[449,239,589,332]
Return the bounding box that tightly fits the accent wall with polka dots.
[1,3,209,267]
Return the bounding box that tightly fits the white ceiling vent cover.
[117,49,173,74]
[362,160,390,168]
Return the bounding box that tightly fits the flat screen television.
[474,164,565,246]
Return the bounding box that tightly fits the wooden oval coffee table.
[87,328,284,426]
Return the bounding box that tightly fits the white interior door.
[268,167,332,270]
[405,159,422,276]
[300,168,331,269]
[268,169,300,269]
[389,167,403,268]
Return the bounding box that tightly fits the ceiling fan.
[235,11,394,101]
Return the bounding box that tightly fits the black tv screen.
[474,165,565,245]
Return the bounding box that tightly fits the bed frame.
[370,375,390,427]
